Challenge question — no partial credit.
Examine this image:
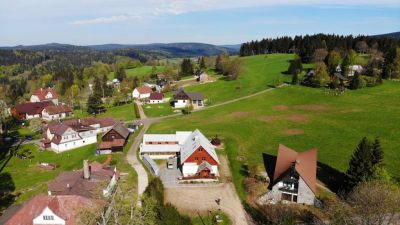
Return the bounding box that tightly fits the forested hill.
[90,42,237,56]
[374,32,400,40]
[1,42,238,58]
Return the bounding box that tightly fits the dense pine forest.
[239,34,399,61]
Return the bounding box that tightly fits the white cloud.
[72,14,143,25]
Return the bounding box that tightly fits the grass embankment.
[108,66,165,80]
[148,55,400,200]
[74,102,136,121]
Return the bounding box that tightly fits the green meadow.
[184,54,294,104]
[74,102,137,121]
[148,54,400,200]
[108,65,165,80]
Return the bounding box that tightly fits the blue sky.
[0,0,399,46]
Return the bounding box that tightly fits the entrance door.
[200,168,211,177]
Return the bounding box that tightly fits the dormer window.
[43,215,54,220]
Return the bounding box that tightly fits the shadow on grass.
[0,172,16,215]
[262,153,345,193]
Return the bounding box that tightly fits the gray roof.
[143,155,160,176]
[180,129,219,164]
[104,122,130,139]
[197,161,213,173]
[187,92,203,101]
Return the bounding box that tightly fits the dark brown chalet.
[97,123,130,154]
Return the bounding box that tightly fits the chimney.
[83,160,90,179]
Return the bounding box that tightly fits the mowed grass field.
[108,66,165,80]
[74,102,136,121]
[1,132,139,205]
[148,55,400,199]
[184,54,293,104]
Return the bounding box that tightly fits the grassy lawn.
[1,129,139,206]
[143,102,179,117]
[74,102,137,121]
[192,211,231,225]
[148,79,400,200]
[182,54,294,105]
[9,127,41,140]
[108,66,165,80]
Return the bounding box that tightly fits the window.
[202,157,206,161]
[195,157,199,160]
[43,215,54,220]
[158,142,161,144]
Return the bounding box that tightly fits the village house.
[140,129,219,179]
[347,65,363,77]
[97,122,130,154]
[265,144,317,205]
[30,87,59,105]
[132,86,153,99]
[4,194,105,225]
[41,105,73,121]
[148,92,165,104]
[172,88,204,108]
[48,160,119,198]
[11,101,55,120]
[42,117,116,152]
[195,71,210,83]
[43,122,97,153]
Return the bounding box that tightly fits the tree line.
[239,34,399,63]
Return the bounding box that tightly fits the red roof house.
[5,194,105,225]
[11,101,55,120]
[30,88,59,105]
[266,144,317,205]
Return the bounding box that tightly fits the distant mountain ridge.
[374,31,400,39]
[1,42,239,57]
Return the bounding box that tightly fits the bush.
[133,102,140,118]
[143,178,193,225]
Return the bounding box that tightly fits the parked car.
[25,135,33,141]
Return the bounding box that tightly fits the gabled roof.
[197,161,212,173]
[5,194,105,225]
[48,123,71,136]
[180,129,219,164]
[135,86,153,94]
[32,87,58,101]
[273,144,317,194]
[103,122,130,139]
[43,105,72,115]
[14,101,55,115]
[48,161,116,198]
[174,88,203,101]
[149,92,164,100]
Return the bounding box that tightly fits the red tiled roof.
[5,194,105,225]
[32,88,58,101]
[44,105,72,115]
[273,144,317,194]
[135,86,152,94]
[14,101,54,115]
[149,92,164,100]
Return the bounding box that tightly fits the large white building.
[140,129,219,178]
[42,117,116,152]
[132,86,153,99]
